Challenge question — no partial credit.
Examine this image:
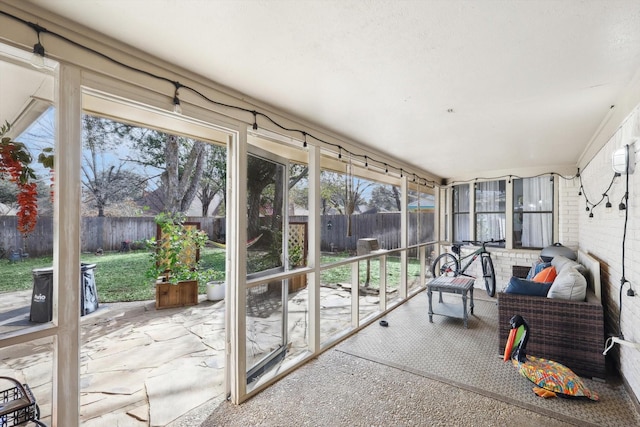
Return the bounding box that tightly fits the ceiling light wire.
[172,81,182,114]
[0,9,591,191]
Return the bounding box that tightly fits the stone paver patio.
[0,285,390,426]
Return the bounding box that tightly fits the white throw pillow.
[547,266,587,301]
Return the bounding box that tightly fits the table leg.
[427,287,434,323]
[462,292,468,328]
[470,287,474,315]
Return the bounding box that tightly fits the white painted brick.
[579,106,640,401]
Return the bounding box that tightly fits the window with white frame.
[513,176,553,249]
[475,180,506,243]
[452,184,470,243]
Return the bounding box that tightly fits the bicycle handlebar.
[462,239,505,247]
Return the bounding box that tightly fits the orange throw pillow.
[533,266,557,283]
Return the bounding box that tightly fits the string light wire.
[0,10,624,192]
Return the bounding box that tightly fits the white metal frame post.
[307,145,321,353]
[399,175,408,299]
[53,63,82,427]
[227,128,248,403]
[351,262,359,327]
[379,253,387,311]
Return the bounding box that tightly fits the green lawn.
[0,248,226,303]
[0,249,422,302]
[320,254,422,288]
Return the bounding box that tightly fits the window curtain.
[476,181,505,241]
[477,213,505,241]
[453,184,470,242]
[454,213,470,242]
[521,177,553,247]
[476,181,504,212]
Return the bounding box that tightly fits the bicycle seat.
[452,244,461,254]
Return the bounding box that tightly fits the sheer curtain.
[476,181,505,241]
[453,184,470,242]
[454,213,470,242]
[521,177,553,248]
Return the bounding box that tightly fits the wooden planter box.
[289,274,307,292]
[155,279,199,309]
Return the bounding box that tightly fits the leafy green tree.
[247,155,277,238]
[126,127,207,215]
[198,144,226,216]
[369,184,401,212]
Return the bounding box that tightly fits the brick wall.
[558,177,580,248]
[454,246,539,293]
[578,106,640,400]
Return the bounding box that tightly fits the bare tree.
[320,170,373,236]
[81,115,146,216]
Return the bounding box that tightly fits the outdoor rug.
[336,292,640,427]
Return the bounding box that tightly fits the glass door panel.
[245,149,287,386]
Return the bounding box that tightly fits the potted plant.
[146,212,209,309]
[205,277,226,301]
[198,267,225,301]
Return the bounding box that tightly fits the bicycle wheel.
[482,255,496,297]
[430,253,459,278]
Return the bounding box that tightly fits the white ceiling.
[23,0,640,180]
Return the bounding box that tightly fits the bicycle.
[430,239,505,297]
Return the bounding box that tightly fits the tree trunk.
[162,136,206,215]
[162,135,181,214]
[247,190,262,238]
[179,141,206,213]
[392,186,402,211]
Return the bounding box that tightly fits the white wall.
[579,105,640,400]
[558,177,580,249]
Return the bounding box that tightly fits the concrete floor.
[201,350,575,427]
[2,288,639,426]
[197,293,639,427]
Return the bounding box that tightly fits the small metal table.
[427,276,475,328]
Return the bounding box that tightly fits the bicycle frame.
[431,239,504,297]
[453,246,488,278]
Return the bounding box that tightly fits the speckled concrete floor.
[194,293,638,427]
[200,350,574,427]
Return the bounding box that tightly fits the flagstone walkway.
[0,292,227,426]
[0,285,386,426]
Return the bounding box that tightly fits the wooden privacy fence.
[315,212,434,253]
[0,216,222,258]
[1,212,433,257]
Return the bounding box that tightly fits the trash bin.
[29,264,99,323]
[30,267,54,323]
[81,263,99,315]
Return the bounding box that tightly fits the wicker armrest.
[512,265,530,278]
[498,290,605,379]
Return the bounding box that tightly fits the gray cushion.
[547,266,587,300]
[551,255,585,274]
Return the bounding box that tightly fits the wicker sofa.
[497,258,605,379]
